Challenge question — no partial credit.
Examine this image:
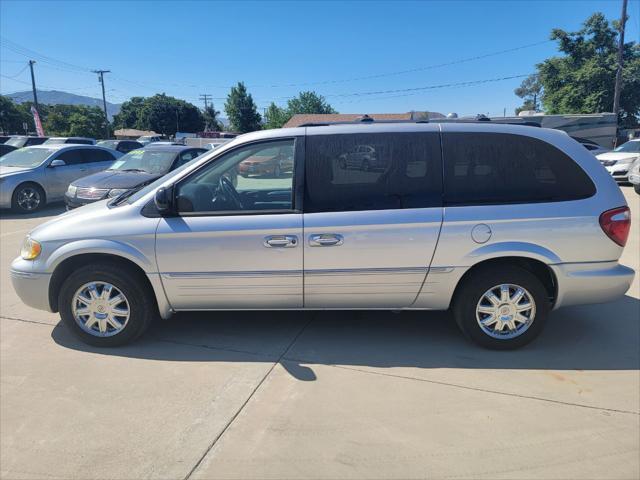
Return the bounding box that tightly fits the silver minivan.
[10,123,634,349]
[0,145,122,212]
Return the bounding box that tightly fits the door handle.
[264,235,298,248]
[309,234,344,247]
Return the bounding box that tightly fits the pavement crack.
[183,313,315,480]
[149,336,277,360]
[283,359,640,416]
[0,315,56,327]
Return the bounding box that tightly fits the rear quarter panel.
[413,124,628,309]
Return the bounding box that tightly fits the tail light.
[599,206,631,246]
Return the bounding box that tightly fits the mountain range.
[6,90,121,120]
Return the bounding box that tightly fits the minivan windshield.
[614,141,640,153]
[0,148,56,168]
[109,149,176,174]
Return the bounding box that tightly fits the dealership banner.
[31,106,45,136]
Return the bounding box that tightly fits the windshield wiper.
[109,184,145,206]
[118,168,148,173]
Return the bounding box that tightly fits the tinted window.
[55,149,84,165]
[304,132,442,213]
[82,149,116,163]
[442,132,596,205]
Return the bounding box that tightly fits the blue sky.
[1,0,639,117]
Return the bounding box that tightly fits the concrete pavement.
[1,188,638,479]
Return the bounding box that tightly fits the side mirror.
[49,159,66,167]
[154,186,174,215]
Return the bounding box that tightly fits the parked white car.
[628,157,640,194]
[596,139,640,182]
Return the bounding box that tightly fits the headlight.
[108,188,128,198]
[67,184,77,196]
[20,236,41,260]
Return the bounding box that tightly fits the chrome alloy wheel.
[16,187,41,211]
[475,284,536,339]
[72,282,130,337]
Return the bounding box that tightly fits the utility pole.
[92,69,111,139]
[28,60,38,110]
[612,0,628,141]
[199,94,212,111]
[199,94,212,131]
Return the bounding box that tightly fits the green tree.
[224,82,261,133]
[286,91,337,116]
[514,74,543,114]
[112,96,146,130]
[536,13,640,126]
[203,104,223,131]
[137,94,204,136]
[0,96,32,134]
[263,102,289,130]
[263,92,338,129]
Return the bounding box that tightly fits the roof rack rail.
[297,117,540,128]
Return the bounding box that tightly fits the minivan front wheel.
[58,263,155,347]
[452,266,549,349]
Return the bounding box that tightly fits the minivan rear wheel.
[452,265,549,349]
[58,263,156,347]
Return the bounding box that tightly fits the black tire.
[58,263,157,347]
[452,265,550,350]
[12,182,45,213]
[634,184,640,194]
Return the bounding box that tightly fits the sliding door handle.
[309,234,344,247]
[264,235,298,248]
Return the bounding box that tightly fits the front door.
[302,130,444,308]
[45,148,89,200]
[156,138,303,310]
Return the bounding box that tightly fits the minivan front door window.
[175,139,295,213]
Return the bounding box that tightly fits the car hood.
[596,152,640,163]
[72,170,162,189]
[0,166,33,177]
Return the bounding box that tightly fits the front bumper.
[551,261,635,309]
[64,193,99,210]
[604,165,631,182]
[10,258,53,312]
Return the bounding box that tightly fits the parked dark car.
[44,137,95,145]
[97,140,143,154]
[64,145,207,208]
[0,144,18,157]
[5,136,49,148]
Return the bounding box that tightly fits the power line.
[3,63,29,79]
[1,35,550,92]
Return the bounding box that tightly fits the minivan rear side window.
[442,132,596,205]
[304,132,443,213]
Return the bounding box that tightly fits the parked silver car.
[10,123,634,349]
[0,145,122,212]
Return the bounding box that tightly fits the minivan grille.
[76,187,109,200]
